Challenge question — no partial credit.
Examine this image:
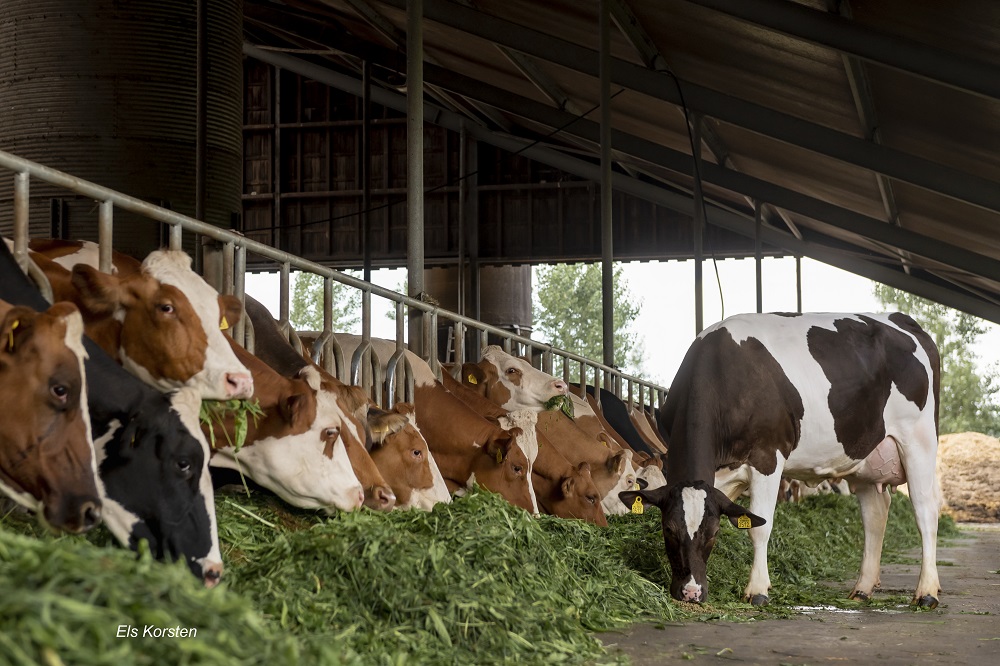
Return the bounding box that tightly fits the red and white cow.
[204,339,365,512]
[0,299,102,533]
[29,239,253,400]
[620,312,942,608]
[461,345,569,411]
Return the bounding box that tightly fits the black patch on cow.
[576,384,657,457]
[773,312,803,318]
[889,312,941,435]
[662,329,804,482]
[807,315,930,459]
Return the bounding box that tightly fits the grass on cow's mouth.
[199,398,266,452]
[0,487,959,665]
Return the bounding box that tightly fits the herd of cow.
[0,237,944,611]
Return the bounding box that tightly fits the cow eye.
[411,449,422,459]
[586,495,597,505]
[50,384,69,401]
[505,367,518,375]
[512,464,524,475]
[157,303,175,315]
[324,427,340,439]
[176,459,192,476]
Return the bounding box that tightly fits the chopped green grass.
[0,488,959,664]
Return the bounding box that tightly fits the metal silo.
[0,0,242,258]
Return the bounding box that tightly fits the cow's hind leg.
[849,481,891,602]
[898,427,942,608]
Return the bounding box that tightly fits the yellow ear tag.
[737,515,752,529]
[631,496,644,514]
[467,374,478,385]
[495,449,503,464]
[220,316,230,331]
[7,319,18,351]
[632,482,640,491]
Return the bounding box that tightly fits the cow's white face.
[473,346,569,411]
[140,251,253,401]
[210,386,364,512]
[498,409,540,515]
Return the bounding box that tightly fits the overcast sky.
[246,256,1000,390]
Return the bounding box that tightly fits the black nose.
[81,501,102,530]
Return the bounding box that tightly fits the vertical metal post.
[362,60,372,284]
[221,242,235,295]
[458,127,467,317]
[195,0,207,222]
[796,255,803,314]
[279,262,290,323]
[169,224,183,251]
[234,246,247,345]
[755,201,763,314]
[12,172,29,272]
[692,116,704,334]
[273,66,282,249]
[406,0,425,355]
[467,138,481,360]
[98,200,113,274]
[599,0,615,369]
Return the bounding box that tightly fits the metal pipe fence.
[0,148,669,412]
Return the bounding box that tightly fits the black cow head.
[98,391,219,585]
[619,480,765,603]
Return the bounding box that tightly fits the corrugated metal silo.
[0,0,242,259]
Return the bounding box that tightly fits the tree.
[533,262,646,377]
[290,271,361,332]
[874,284,1000,435]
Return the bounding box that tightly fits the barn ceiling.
[242,0,1000,323]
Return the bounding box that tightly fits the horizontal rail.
[0,147,669,408]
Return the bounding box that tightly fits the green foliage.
[874,285,1000,435]
[533,263,646,376]
[1,488,960,664]
[290,272,361,332]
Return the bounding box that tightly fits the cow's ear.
[71,264,125,315]
[618,485,669,510]
[711,487,767,529]
[484,435,512,464]
[561,475,577,498]
[218,295,243,333]
[282,392,314,432]
[607,451,628,475]
[461,363,488,394]
[0,306,36,356]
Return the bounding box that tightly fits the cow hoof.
[916,595,939,609]
[849,590,870,602]
[750,594,769,607]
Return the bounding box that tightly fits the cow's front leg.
[849,481,891,602]
[742,468,781,606]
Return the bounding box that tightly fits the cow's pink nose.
[203,562,223,588]
[682,585,702,602]
[225,373,254,399]
[374,487,396,511]
[552,379,568,394]
[357,489,366,509]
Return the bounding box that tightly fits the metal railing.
[0,148,668,412]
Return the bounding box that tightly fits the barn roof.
[244,0,1000,323]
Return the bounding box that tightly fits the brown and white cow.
[0,299,102,533]
[28,239,253,400]
[238,295,450,510]
[204,340,365,512]
[620,312,942,608]
[461,345,569,412]
[531,437,607,526]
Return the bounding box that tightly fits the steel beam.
[684,0,1000,101]
[379,0,1000,215]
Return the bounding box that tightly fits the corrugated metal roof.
[244,0,1000,323]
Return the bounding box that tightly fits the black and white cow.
[621,312,941,608]
[0,241,222,585]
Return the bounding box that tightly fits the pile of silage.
[216,488,680,665]
[0,525,312,666]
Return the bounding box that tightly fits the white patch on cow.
[210,387,364,512]
[89,419,143,546]
[480,345,568,412]
[600,451,637,515]
[59,308,98,480]
[681,486,708,540]
[140,250,252,400]
[0,481,41,514]
[169,387,223,576]
[42,241,118,275]
[300,365,322,391]
[465,472,478,490]
[406,448,452,510]
[637,465,666,490]
[499,409,539,516]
